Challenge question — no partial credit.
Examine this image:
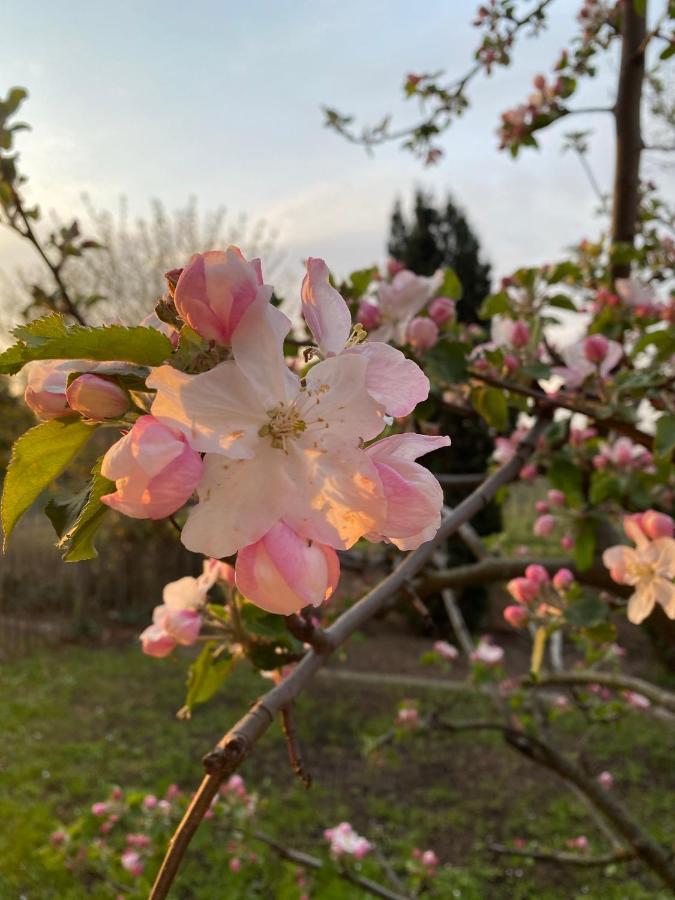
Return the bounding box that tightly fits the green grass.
[1,644,673,898]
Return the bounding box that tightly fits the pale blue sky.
[1,0,672,295]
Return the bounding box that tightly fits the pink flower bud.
[235,521,340,615]
[387,259,405,277]
[433,640,458,662]
[506,577,540,604]
[535,500,550,515]
[111,787,123,800]
[428,297,455,326]
[506,320,531,348]
[24,360,78,420]
[356,300,381,330]
[592,454,608,470]
[406,316,439,351]
[139,625,177,658]
[50,830,66,846]
[174,247,265,344]
[504,605,529,628]
[583,334,609,363]
[503,354,519,374]
[597,771,614,790]
[641,510,674,539]
[101,416,203,520]
[533,73,546,90]
[525,564,550,586]
[566,836,588,851]
[533,515,556,537]
[66,374,130,420]
[121,849,144,878]
[422,849,439,868]
[91,802,109,817]
[143,794,158,810]
[520,464,537,483]
[547,489,566,507]
[552,568,574,590]
[229,858,242,873]
[560,534,575,551]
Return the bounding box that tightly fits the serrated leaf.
[655,415,675,459]
[0,315,173,375]
[183,643,234,714]
[58,463,114,562]
[472,386,508,431]
[424,340,468,384]
[240,602,290,638]
[479,291,510,319]
[2,419,95,546]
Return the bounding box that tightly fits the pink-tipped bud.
[143,794,158,810]
[433,640,458,662]
[534,515,556,538]
[216,561,236,586]
[520,463,538,483]
[552,568,574,590]
[535,500,550,515]
[560,534,575,551]
[422,849,439,868]
[641,510,674,539]
[525,564,550,586]
[507,577,540,604]
[597,771,614,790]
[547,489,566,507]
[236,521,340,615]
[121,849,144,878]
[229,858,242,873]
[428,297,455,326]
[406,316,439,351]
[387,259,405,277]
[507,320,531,348]
[101,416,203,520]
[66,374,130,420]
[24,360,78,420]
[533,73,546,90]
[174,247,265,344]
[91,802,109,817]
[504,605,529,628]
[356,300,381,330]
[503,354,519,374]
[583,334,609,363]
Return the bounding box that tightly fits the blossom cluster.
[25,249,449,618]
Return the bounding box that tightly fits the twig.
[148,416,549,899]
[280,703,312,789]
[285,612,333,654]
[250,830,411,900]
[441,589,474,657]
[527,671,675,715]
[488,843,634,867]
[437,473,486,489]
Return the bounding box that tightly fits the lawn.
[1,642,673,898]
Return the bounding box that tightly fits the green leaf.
[632,329,675,361]
[423,341,468,384]
[348,266,379,297]
[546,294,577,311]
[440,267,463,300]
[2,419,95,547]
[655,415,675,459]
[566,593,608,627]
[0,315,173,375]
[589,470,621,505]
[240,602,289,639]
[479,291,510,319]
[472,386,508,431]
[573,518,597,571]
[57,463,114,562]
[183,643,234,714]
[549,458,583,506]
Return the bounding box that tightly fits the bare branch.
[527,670,675,715]
[281,703,312,789]
[488,843,634,867]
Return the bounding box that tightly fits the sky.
[1,0,673,300]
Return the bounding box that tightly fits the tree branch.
[488,843,634,867]
[527,670,675,714]
[148,416,550,899]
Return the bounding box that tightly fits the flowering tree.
[1,1,675,895]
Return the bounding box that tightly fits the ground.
[1,626,673,899]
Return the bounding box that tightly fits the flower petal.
[348,342,429,417]
[301,258,352,356]
[627,582,656,624]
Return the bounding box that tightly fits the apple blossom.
[364,433,450,550]
[422,849,439,868]
[552,337,622,390]
[560,534,575,551]
[370,267,443,343]
[547,489,566,507]
[623,691,651,709]
[519,463,538,482]
[301,258,431,417]
[566,836,589,851]
[641,511,674,540]
[396,704,420,729]
[503,605,529,628]
[324,822,372,859]
[470,636,504,666]
[101,415,203,520]
[91,802,109,817]
[229,858,242,873]
[533,514,556,538]
[552,568,574,591]
[235,521,340,615]
[356,299,381,330]
[583,334,610,363]
[65,374,130,420]
[507,577,540,604]
[428,296,455,325]
[602,518,675,623]
[173,247,265,344]
[121,849,144,877]
[597,771,614,790]
[535,500,550,514]
[433,640,459,662]
[525,564,550,586]
[24,360,80,420]
[406,316,439,350]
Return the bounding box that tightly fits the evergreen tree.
[388,190,491,323]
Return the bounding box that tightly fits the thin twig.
[148,417,550,899]
[441,589,474,657]
[527,671,675,715]
[488,843,634,867]
[280,703,312,789]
